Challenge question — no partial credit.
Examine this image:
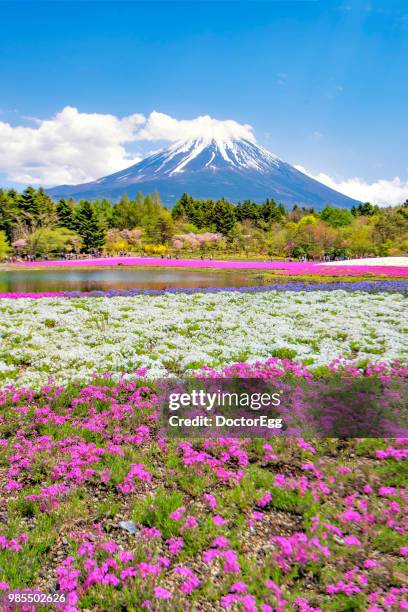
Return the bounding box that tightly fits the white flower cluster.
[0,290,406,389]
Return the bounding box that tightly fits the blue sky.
[0,0,407,204]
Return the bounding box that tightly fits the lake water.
[0,267,266,292]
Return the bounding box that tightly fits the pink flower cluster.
[0,532,27,552]
[270,533,331,573]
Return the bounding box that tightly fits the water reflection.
[0,268,266,292]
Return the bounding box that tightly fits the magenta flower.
[170,506,186,521]
[326,581,362,596]
[274,474,286,488]
[117,550,134,563]
[212,515,229,526]
[230,581,248,593]
[223,550,241,574]
[167,536,184,555]
[364,559,380,569]
[142,527,162,540]
[257,491,272,507]
[174,568,201,594]
[153,586,172,600]
[211,536,229,548]
[102,541,118,554]
[182,515,198,531]
[203,493,217,509]
[343,535,361,546]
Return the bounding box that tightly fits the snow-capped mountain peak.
[48,135,361,210]
[156,136,280,176]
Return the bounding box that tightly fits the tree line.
[0,186,407,259]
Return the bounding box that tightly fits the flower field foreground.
[0,364,407,611]
[0,290,407,389]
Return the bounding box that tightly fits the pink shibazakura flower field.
[0,360,407,611]
[10,255,408,277]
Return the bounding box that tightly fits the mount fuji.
[47,136,360,209]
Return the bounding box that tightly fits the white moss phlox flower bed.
[320,256,408,267]
[0,290,406,388]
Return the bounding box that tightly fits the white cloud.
[295,165,408,207]
[135,111,255,143]
[0,108,255,186]
[0,106,146,185]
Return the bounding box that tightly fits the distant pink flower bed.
[10,256,408,277]
[0,292,63,298]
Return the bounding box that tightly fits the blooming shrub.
[171,231,224,251]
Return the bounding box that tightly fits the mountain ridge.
[47,136,361,210]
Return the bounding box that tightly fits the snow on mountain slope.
[159,136,280,175]
[47,136,361,209]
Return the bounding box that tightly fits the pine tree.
[172,193,191,220]
[112,194,141,229]
[56,199,76,230]
[151,209,174,243]
[236,200,261,223]
[0,190,18,240]
[13,187,57,229]
[213,199,236,236]
[142,194,161,240]
[262,198,284,224]
[74,200,105,252]
[18,187,41,224]
[36,187,56,224]
[93,198,114,228]
[133,192,145,223]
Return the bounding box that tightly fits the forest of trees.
[0,186,407,260]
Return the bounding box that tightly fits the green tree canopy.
[0,230,11,258]
[320,206,353,228]
[56,198,76,230]
[74,200,105,252]
[28,227,82,257]
[213,199,236,236]
[112,194,143,229]
[351,202,379,217]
